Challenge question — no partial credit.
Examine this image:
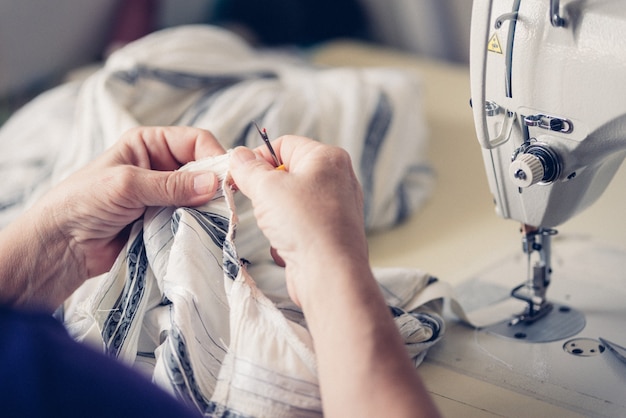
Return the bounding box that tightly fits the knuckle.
[112,165,138,190]
[110,166,142,204]
[164,172,186,202]
[326,146,352,165]
[319,146,354,177]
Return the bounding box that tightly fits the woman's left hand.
[0,126,224,310]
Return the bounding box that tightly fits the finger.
[270,247,286,267]
[228,146,277,200]
[253,135,332,174]
[165,127,226,161]
[250,134,302,170]
[119,166,219,208]
[118,126,226,171]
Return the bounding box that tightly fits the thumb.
[229,146,275,200]
[127,167,218,208]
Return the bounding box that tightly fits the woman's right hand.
[230,136,441,418]
[228,135,369,308]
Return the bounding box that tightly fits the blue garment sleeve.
[0,305,201,418]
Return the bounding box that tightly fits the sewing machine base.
[427,236,626,417]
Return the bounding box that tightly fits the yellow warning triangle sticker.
[488,33,502,54]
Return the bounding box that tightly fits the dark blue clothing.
[0,306,200,418]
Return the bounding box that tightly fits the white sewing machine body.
[470,0,626,228]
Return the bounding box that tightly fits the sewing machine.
[469,0,626,341]
[312,5,626,412]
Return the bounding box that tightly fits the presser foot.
[483,282,585,343]
[483,228,585,342]
[484,301,585,343]
[508,283,554,325]
[509,302,553,326]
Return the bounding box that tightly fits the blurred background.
[0,0,472,123]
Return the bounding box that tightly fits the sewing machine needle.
[522,224,535,292]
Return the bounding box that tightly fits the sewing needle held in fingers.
[253,121,284,170]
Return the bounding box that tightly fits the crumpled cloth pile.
[65,154,444,417]
[0,25,444,417]
[0,24,433,231]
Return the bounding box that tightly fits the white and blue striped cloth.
[0,25,443,416]
[0,25,433,232]
[65,153,443,417]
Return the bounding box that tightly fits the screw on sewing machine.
[495,11,518,29]
[483,100,500,116]
[524,114,573,134]
[509,143,562,188]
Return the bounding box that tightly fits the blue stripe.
[102,230,148,357]
[360,91,393,225]
[394,163,435,224]
[113,65,277,89]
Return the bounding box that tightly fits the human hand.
[0,126,224,310]
[50,126,224,276]
[228,136,368,308]
[230,136,441,418]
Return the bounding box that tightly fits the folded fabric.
[0,24,433,231]
[64,153,444,417]
[0,25,443,416]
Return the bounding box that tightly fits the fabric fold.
[65,153,444,417]
[0,24,433,231]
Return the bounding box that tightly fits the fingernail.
[193,172,217,195]
[230,146,256,166]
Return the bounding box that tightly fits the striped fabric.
[0,24,433,231]
[64,153,443,417]
[0,25,442,416]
